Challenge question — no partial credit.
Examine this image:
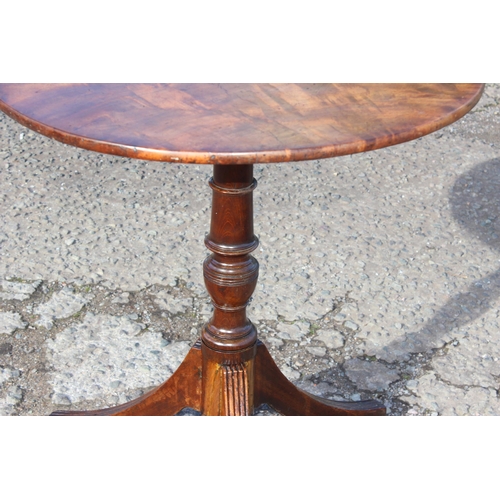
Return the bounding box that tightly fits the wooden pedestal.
[52,164,385,416]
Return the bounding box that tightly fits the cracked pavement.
[1,84,500,416]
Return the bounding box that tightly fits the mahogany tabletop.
[0,83,484,165]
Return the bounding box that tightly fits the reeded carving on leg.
[222,362,251,416]
[201,343,256,416]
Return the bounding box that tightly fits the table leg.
[51,163,385,416]
[254,341,385,415]
[50,341,202,416]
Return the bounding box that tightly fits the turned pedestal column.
[201,164,259,415]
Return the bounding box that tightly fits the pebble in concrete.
[46,312,191,406]
[344,320,359,331]
[344,358,400,391]
[306,346,326,357]
[0,311,27,334]
[0,367,19,385]
[34,286,90,329]
[0,399,15,416]
[111,292,130,304]
[276,321,310,341]
[315,328,345,349]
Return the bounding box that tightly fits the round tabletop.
[0,83,484,165]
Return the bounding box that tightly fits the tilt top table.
[0,84,484,416]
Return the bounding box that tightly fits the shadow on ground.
[379,157,500,360]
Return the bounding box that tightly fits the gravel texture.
[1,84,500,416]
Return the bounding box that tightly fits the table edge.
[0,84,485,165]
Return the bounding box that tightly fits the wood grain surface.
[0,83,483,165]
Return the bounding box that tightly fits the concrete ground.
[1,84,499,416]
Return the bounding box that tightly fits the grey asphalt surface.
[1,84,500,416]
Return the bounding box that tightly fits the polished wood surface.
[0,83,483,165]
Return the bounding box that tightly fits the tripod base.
[51,340,385,416]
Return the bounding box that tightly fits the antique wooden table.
[0,84,483,416]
